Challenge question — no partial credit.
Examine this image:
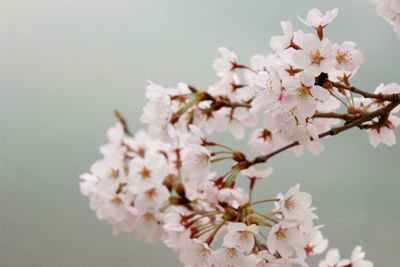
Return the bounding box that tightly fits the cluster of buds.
[80,8,400,267]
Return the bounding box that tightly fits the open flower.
[208,246,255,267]
[375,0,400,38]
[223,222,259,252]
[333,42,364,71]
[367,115,400,147]
[282,73,330,119]
[299,8,339,29]
[304,230,329,257]
[292,33,336,76]
[181,144,211,181]
[129,151,169,191]
[277,184,314,224]
[134,184,170,212]
[267,221,306,258]
[179,239,212,267]
[213,47,238,75]
[348,246,374,267]
[270,21,294,52]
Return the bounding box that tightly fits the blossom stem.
[253,212,279,224]
[224,165,242,186]
[205,142,235,152]
[233,63,257,73]
[331,92,349,107]
[212,151,234,156]
[211,156,233,163]
[258,221,273,228]
[250,199,280,206]
[205,220,226,246]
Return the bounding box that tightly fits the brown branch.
[211,98,251,109]
[331,81,400,102]
[169,89,252,124]
[313,112,362,121]
[114,110,133,136]
[246,99,400,167]
[189,88,252,109]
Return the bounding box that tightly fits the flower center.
[297,86,311,100]
[310,48,322,63]
[110,169,119,178]
[265,79,273,92]
[196,246,210,259]
[259,129,272,141]
[226,247,239,259]
[143,212,156,222]
[284,196,297,210]
[111,197,122,205]
[336,50,351,63]
[275,228,288,240]
[145,188,157,198]
[196,152,210,164]
[140,167,151,179]
[239,231,252,241]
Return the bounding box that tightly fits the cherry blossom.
[282,73,330,119]
[291,34,336,76]
[304,230,329,257]
[270,21,295,52]
[375,0,400,38]
[213,47,238,75]
[267,221,306,258]
[299,8,339,29]
[333,42,364,72]
[223,222,259,252]
[78,8,400,266]
[367,115,400,147]
[208,246,254,267]
[276,184,315,223]
[179,239,212,267]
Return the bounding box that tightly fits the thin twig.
[114,110,133,136]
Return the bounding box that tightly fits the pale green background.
[1,0,399,266]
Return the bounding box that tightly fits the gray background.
[1,0,399,266]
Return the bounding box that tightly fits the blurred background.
[1,0,399,266]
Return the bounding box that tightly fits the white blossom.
[292,34,336,76]
[333,42,364,71]
[299,8,339,29]
[223,222,259,252]
[375,0,400,38]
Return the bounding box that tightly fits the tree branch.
[313,112,362,121]
[331,81,400,102]
[246,99,400,167]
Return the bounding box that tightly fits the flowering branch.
[247,96,400,167]
[80,7,397,267]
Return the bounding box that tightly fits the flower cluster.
[375,0,400,38]
[80,7,400,267]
